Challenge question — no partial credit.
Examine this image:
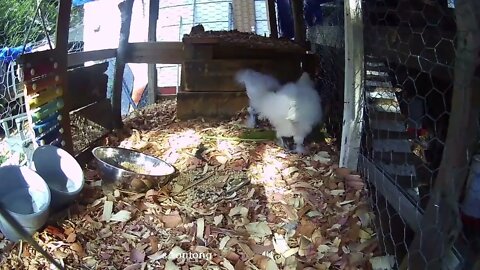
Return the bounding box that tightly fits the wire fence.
[306,0,345,142]
[0,0,60,164]
[357,0,480,268]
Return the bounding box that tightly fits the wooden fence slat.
[67,49,117,67]
[125,42,184,64]
[267,0,278,38]
[339,0,364,170]
[54,0,74,154]
[147,0,159,104]
[111,0,134,129]
[290,0,306,47]
[183,59,302,92]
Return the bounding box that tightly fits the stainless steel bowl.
[91,146,176,192]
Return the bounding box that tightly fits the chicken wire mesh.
[306,0,345,143]
[357,0,480,268]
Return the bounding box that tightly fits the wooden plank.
[339,0,364,170]
[184,43,214,60]
[370,119,406,132]
[176,91,248,120]
[378,163,417,177]
[212,45,306,59]
[183,59,302,92]
[359,155,422,231]
[371,129,409,140]
[72,99,114,131]
[369,110,405,121]
[147,0,159,105]
[54,0,74,154]
[366,90,397,100]
[365,86,402,93]
[67,49,116,67]
[231,0,255,33]
[372,151,421,166]
[266,0,278,38]
[67,63,109,111]
[112,0,134,129]
[290,0,306,47]
[372,139,412,153]
[17,49,56,67]
[368,99,401,113]
[125,42,184,64]
[402,0,480,268]
[182,37,221,44]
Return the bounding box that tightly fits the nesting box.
[177,31,308,120]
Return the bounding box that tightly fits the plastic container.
[31,145,84,211]
[0,165,51,242]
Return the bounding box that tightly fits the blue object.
[105,59,148,116]
[34,121,60,138]
[73,0,96,7]
[34,112,61,127]
[36,124,61,145]
[0,45,32,65]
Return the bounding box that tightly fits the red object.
[158,86,177,95]
[406,128,429,138]
[23,61,58,82]
[461,211,480,229]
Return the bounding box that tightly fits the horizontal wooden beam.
[183,59,302,92]
[67,49,117,67]
[176,91,248,120]
[125,42,184,64]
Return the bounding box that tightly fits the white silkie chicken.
[235,69,281,128]
[236,69,323,154]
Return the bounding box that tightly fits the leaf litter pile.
[0,99,390,270]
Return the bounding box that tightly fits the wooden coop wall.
[176,36,307,120]
[357,0,480,268]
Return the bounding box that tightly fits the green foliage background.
[0,0,83,48]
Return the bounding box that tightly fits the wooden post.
[232,0,255,33]
[111,0,134,129]
[339,0,364,170]
[55,0,74,154]
[400,0,480,268]
[266,0,278,38]
[290,0,306,47]
[147,0,159,104]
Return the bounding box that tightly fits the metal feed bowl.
[92,146,176,192]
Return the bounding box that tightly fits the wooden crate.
[178,36,310,119]
[182,59,302,92]
[176,91,248,120]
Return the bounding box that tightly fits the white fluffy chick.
[235,69,281,128]
[237,69,323,154]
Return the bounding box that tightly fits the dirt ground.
[0,99,385,270]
